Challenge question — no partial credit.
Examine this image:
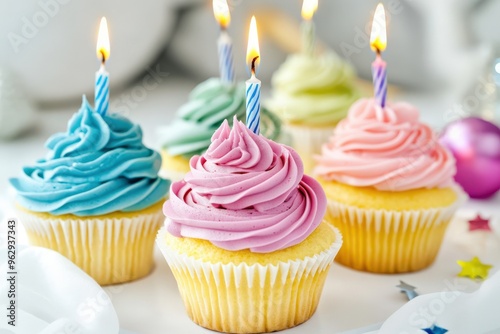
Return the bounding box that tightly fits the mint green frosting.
[268,52,361,126]
[10,96,170,216]
[158,78,280,158]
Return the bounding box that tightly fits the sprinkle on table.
[467,214,492,232]
[457,256,493,280]
[396,280,418,300]
[422,324,448,334]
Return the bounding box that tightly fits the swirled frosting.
[163,117,326,253]
[158,78,280,157]
[315,98,456,191]
[268,52,360,126]
[10,96,170,216]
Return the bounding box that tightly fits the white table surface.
[1,77,499,334]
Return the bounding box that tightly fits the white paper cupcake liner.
[156,225,342,333]
[17,207,165,285]
[281,123,336,174]
[325,188,467,273]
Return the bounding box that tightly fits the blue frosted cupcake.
[10,96,170,285]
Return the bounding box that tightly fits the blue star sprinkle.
[422,324,448,334]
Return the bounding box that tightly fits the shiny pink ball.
[440,117,500,199]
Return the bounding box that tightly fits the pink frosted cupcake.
[156,117,342,333]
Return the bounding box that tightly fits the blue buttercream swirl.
[10,96,170,216]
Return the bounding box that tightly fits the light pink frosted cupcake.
[314,98,466,273]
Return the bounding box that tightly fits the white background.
[1,79,499,333]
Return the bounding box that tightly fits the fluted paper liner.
[325,189,467,273]
[17,208,165,285]
[282,123,336,174]
[156,226,342,333]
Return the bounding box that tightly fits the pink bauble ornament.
[440,117,500,199]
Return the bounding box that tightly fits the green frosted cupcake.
[267,52,361,173]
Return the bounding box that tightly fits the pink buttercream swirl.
[315,98,456,191]
[164,117,326,253]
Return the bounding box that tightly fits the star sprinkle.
[457,256,492,280]
[467,214,492,232]
[396,280,418,300]
[422,324,448,334]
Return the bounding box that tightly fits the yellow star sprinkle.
[457,256,492,280]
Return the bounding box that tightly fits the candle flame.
[370,3,387,53]
[246,16,260,74]
[213,0,231,29]
[301,0,318,21]
[96,17,110,63]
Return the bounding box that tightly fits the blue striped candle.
[95,65,109,115]
[245,16,260,134]
[372,54,387,108]
[246,73,261,135]
[95,17,110,116]
[218,30,234,84]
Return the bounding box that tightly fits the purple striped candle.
[370,4,387,108]
[372,54,387,108]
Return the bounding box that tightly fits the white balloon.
[0,0,176,103]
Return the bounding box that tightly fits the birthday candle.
[370,4,387,108]
[246,72,261,135]
[95,17,110,116]
[245,16,261,135]
[301,0,318,55]
[213,0,234,84]
[372,54,387,108]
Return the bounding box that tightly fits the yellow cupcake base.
[17,201,165,285]
[319,181,466,273]
[319,179,460,211]
[156,222,342,333]
[160,149,191,182]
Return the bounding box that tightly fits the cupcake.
[158,78,281,181]
[9,96,170,285]
[157,117,342,333]
[315,98,466,274]
[267,52,361,173]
